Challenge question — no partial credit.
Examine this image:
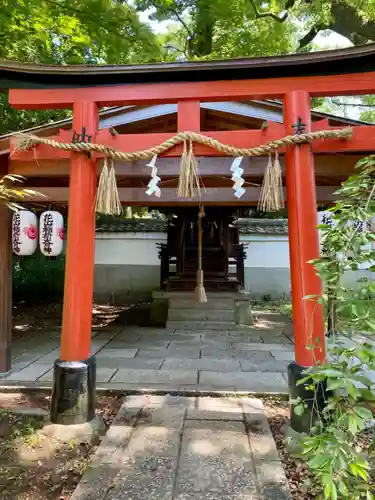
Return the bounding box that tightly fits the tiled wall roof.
[96,218,288,235]
[235,218,288,234]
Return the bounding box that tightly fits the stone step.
[168,308,235,322]
[166,320,236,330]
[169,298,234,310]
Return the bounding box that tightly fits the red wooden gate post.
[50,100,98,425]
[284,90,326,432]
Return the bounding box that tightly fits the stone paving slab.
[247,343,293,351]
[245,409,280,463]
[229,335,264,343]
[232,350,274,362]
[199,371,288,392]
[200,348,236,359]
[166,346,201,358]
[71,395,290,500]
[6,363,52,381]
[38,368,54,382]
[271,350,295,361]
[97,358,164,370]
[33,351,62,364]
[161,358,241,372]
[201,342,234,351]
[96,348,138,358]
[135,348,170,359]
[111,368,198,385]
[5,319,294,392]
[106,456,176,500]
[97,368,118,383]
[150,333,203,341]
[182,419,250,458]
[256,462,291,500]
[239,359,290,372]
[186,396,243,421]
[175,456,258,499]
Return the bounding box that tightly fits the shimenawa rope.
[14,128,352,161]
[13,127,352,215]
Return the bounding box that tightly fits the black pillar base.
[50,356,96,425]
[288,361,327,434]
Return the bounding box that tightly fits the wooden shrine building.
[159,207,245,291]
[1,44,375,424]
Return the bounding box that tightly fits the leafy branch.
[247,0,288,22]
[0,175,41,211]
[292,156,375,499]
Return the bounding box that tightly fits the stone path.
[2,313,293,393]
[72,395,291,500]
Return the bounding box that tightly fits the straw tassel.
[95,158,122,215]
[195,204,207,303]
[177,140,201,198]
[258,153,284,212]
[273,152,284,211]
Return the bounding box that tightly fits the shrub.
[13,252,65,303]
[294,155,375,499]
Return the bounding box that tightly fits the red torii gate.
[4,45,375,425]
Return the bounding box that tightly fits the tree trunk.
[194,0,214,56]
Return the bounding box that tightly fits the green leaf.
[337,479,348,496]
[293,402,305,416]
[304,294,319,301]
[355,407,373,421]
[323,478,337,500]
[348,415,358,435]
[349,463,369,481]
[327,379,342,391]
[309,455,329,470]
[320,369,344,378]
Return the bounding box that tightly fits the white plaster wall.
[93,230,373,301]
[239,234,290,269]
[239,234,291,298]
[94,231,292,300]
[94,232,290,270]
[95,232,167,265]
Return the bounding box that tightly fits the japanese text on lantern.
[12,212,21,254]
[41,212,54,254]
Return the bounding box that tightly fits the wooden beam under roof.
[8,154,364,180]
[26,186,339,205]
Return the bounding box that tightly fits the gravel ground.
[0,392,123,500]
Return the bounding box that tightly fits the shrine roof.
[1,44,375,88]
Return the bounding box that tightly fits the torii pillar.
[50,101,98,424]
[284,91,326,432]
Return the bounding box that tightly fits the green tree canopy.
[0,0,162,134]
[2,0,375,134]
[0,0,161,64]
[135,0,375,58]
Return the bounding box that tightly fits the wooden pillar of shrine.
[50,100,98,425]
[284,90,326,432]
[0,198,12,375]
